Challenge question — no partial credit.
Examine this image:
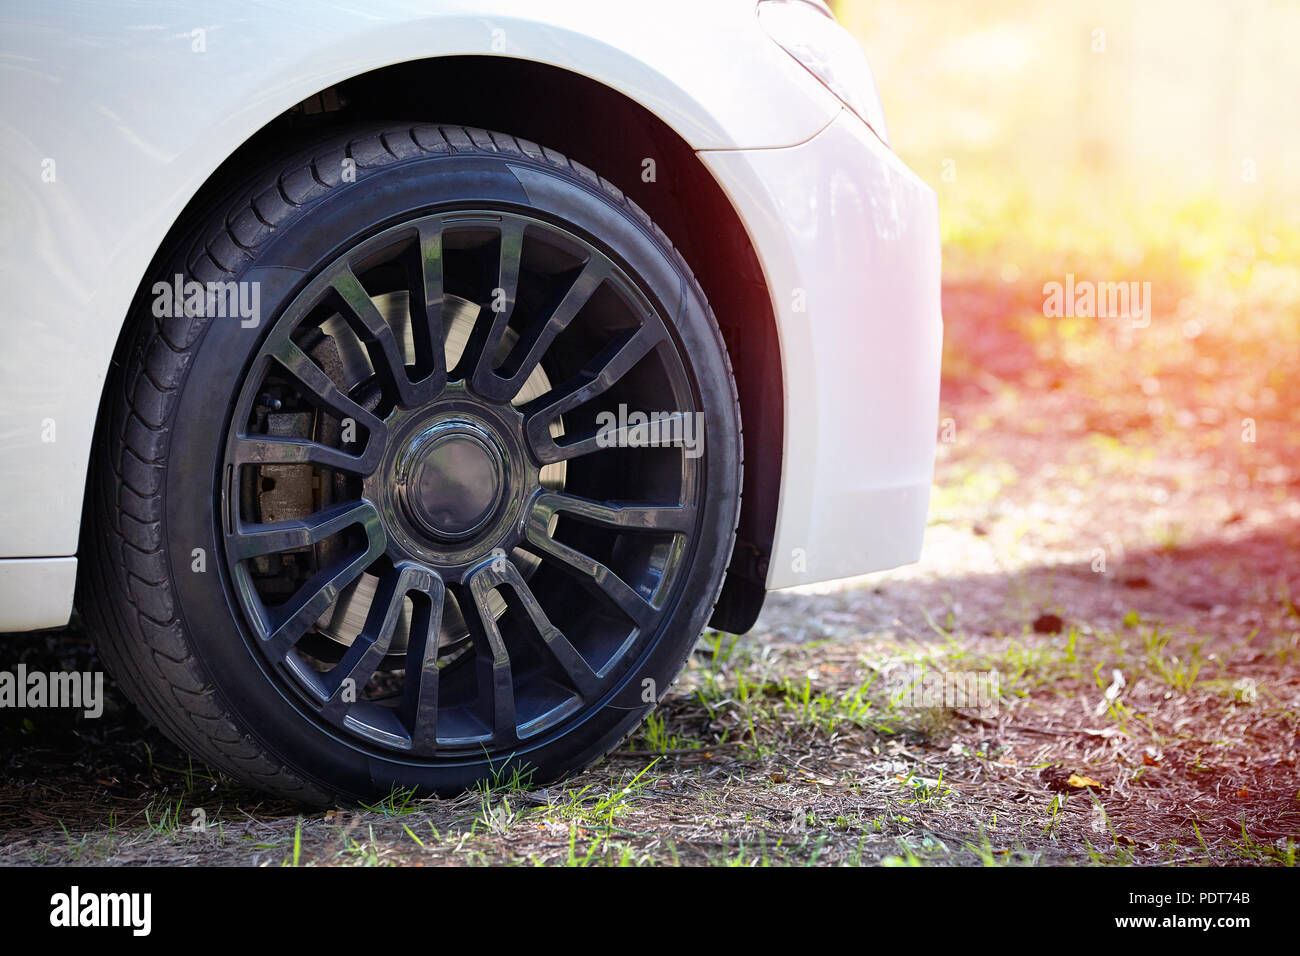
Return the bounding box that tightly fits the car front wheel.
[80,124,742,802]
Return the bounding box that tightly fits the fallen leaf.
[1032,613,1064,634]
[1067,773,1105,790]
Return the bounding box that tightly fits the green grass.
[359,785,422,817]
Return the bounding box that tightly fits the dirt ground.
[1,277,1297,866]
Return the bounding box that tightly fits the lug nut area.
[396,421,505,541]
[363,392,539,575]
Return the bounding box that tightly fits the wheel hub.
[363,386,538,573]
[396,420,504,542]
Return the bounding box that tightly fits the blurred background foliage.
[838,0,1299,284]
[833,0,1298,459]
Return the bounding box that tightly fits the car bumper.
[0,558,77,631]
[699,108,943,589]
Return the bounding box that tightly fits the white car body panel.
[0,557,77,630]
[0,0,940,629]
[701,110,942,587]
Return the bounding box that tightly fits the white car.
[0,0,941,801]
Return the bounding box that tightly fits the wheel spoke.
[261,527,387,661]
[406,222,448,396]
[316,563,442,727]
[522,323,665,465]
[268,340,388,444]
[319,566,406,716]
[228,500,382,561]
[536,409,702,462]
[472,556,600,699]
[524,526,655,630]
[232,434,381,477]
[461,219,526,390]
[332,267,434,407]
[474,257,608,404]
[399,565,446,755]
[531,491,693,534]
[463,571,517,744]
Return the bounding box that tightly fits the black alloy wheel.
[80,124,742,802]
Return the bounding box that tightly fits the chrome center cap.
[395,420,504,541]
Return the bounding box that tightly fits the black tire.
[79,124,742,804]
